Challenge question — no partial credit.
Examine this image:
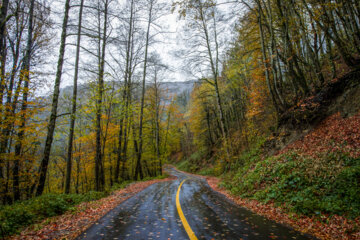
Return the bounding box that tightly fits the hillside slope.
[175,70,360,239]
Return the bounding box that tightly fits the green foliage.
[0,191,106,237]
[230,137,265,169]
[109,181,133,192]
[176,159,192,172]
[198,167,215,176]
[0,204,34,237]
[176,151,205,173]
[224,152,360,218]
[30,194,72,218]
[188,151,204,171]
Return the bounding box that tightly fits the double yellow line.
[176,179,198,240]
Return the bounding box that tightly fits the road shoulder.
[169,165,358,240]
[10,177,175,240]
[204,173,357,240]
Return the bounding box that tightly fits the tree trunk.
[257,6,280,115]
[95,0,108,191]
[36,0,71,196]
[0,0,10,104]
[134,0,153,180]
[154,71,162,175]
[65,0,84,194]
[119,0,135,182]
[198,3,229,158]
[0,0,10,202]
[115,117,123,182]
[12,0,35,201]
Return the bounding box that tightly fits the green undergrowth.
[0,174,168,238]
[176,138,266,178]
[176,158,193,172]
[0,191,107,237]
[176,147,220,175]
[222,151,360,218]
[178,140,360,219]
[142,173,169,181]
[109,180,133,192]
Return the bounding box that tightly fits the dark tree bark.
[0,2,23,202]
[65,0,84,194]
[116,0,134,183]
[134,0,153,180]
[0,0,10,103]
[0,0,10,201]
[120,0,135,181]
[95,0,109,191]
[12,0,35,201]
[154,71,162,175]
[197,2,229,157]
[36,0,71,196]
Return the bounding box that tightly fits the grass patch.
[198,167,215,176]
[142,173,169,181]
[109,180,133,192]
[176,159,192,172]
[0,191,107,237]
[0,172,169,238]
[223,151,360,218]
[176,150,208,173]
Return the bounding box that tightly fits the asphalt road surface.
[77,167,315,240]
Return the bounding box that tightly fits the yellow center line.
[176,179,198,240]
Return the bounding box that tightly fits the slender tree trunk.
[134,0,153,180]
[265,0,286,107]
[65,0,84,194]
[205,107,214,146]
[75,143,81,194]
[36,0,71,196]
[115,0,134,183]
[257,8,279,115]
[13,0,35,201]
[163,105,171,158]
[115,117,123,182]
[119,0,135,181]
[99,88,115,186]
[1,8,24,160]
[132,122,143,180]
[0,8,22,203]
[154,72,161,175]
[95,0,108,191]
[0,0,10,202]
[0,0,10,105]
[198,3,228,158]
[302,0,357,68]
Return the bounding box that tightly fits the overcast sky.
[40,0,238,93]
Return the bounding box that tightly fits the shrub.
[176,159,191,172]
[0,191,108,237]
[0,204,34,237]
[198,167,215,176]
[225,152,360,218]
[78,191,107,202]
[30,194,71,218]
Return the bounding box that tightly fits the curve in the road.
[77,167,316,240]
[176,179,198,240]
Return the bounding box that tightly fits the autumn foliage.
[280,112,360,158]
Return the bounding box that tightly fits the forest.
[0,0,359,239]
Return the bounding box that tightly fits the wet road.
[77,168,314,240]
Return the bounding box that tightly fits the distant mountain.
[34,80,196,149]
[59,80,196,104]
[159,81,195,98]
